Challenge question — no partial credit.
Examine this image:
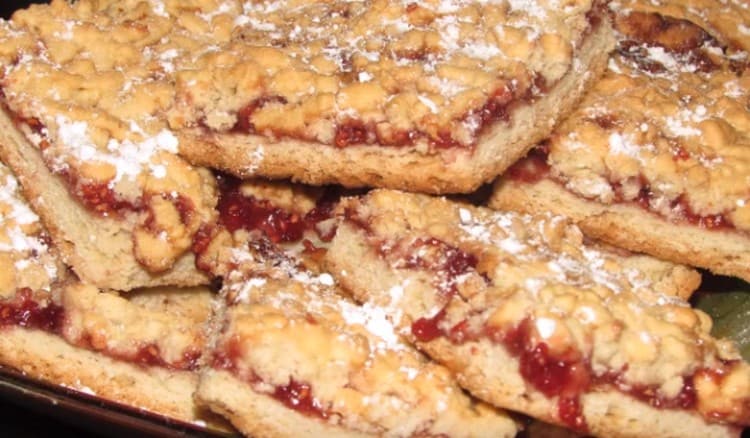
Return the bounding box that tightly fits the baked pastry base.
[0,327,205,424]
[177,20,614,194]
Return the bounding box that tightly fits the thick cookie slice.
[491,9,750,281]
[0,2,217,290]
[169,0,614,193]
[0,160,216,425]
[196,231,518,437]
[326,190,747,438]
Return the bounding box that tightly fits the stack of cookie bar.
[0,0,747,437]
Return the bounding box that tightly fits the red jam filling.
[232,95,289,133]
[272,379,331,420]
[334,119,371,148]
[61,170,141,217]
[505,143,551,184]
[508,146,736,231]
[0,288,65,333]
[383,236,479,297]
[73,332,201,371]
[220,4,612,150]
[128,344,201,371]
[0,108,142,217]
[215,174,340,244]
[229,79,532,150]
[411,308,447,343]
[415,312,729,431]
[211,338,332,420]
[4,105,199,223]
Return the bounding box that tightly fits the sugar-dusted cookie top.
[328,190,747,432]
[0,1,217,274]
[0,161,62,298]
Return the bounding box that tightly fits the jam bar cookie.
[196,232,518,437]
[0,160,215,424]
[0,1,217,290]
[326,190,747,437]
[169,0,614,193]
[491,10,750,281]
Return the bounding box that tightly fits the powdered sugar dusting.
[53,116,180,184]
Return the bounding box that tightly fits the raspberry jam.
[128,344,201,371]
[215,174,340,243]
[385,237,479,297]
[506,144,551,183]
[0,288,64,333]
[413,312,716,432]
[272,379,331,420]
[334,119,370,148]
[509,146,736,231]
[211,338,332,420]
[229,80,531,149]
[71,176,140,217]
[233,95,288,133]
[411,308,447,343]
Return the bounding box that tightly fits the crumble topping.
[543,11,750,232]
[0,162,61,297]
[209,233,516,437]
[334,190,749,427]
[0,1,218,273]
[169,0,596,148]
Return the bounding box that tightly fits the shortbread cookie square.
[491,8,750,281]
[326,190,747,438]
[168,0,614,193]
[0,159,217,425]
[196,231,518,437]
[0,2,217,291]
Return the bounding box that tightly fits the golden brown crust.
[491,178,750,283]
[177,19,613,194]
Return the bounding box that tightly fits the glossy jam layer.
[0,288,65,333]
[377,236,479,300]
[216,174,340,243]
[72,331,202,371]
[230,81,527,150]
[272,379,331,420]
[414,311,717,432]
[211,338,331,420]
